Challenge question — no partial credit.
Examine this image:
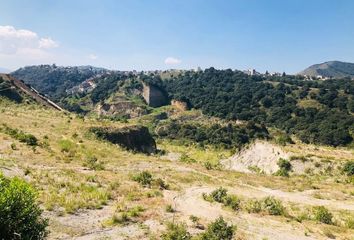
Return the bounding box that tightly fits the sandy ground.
[222,141,289,174]
[164,186,326,240]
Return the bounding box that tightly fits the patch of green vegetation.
[0,173,48,239]
[84,156,105,170]
[161,222,191,240]
[156,120,269,149]
[200,217,235,240]
[274,158,292,177]
[58,139,76,153]
[1,124,38,146]
[203,188,241,211]
[132,171,153,187]
[343,161,354,176]
[312,206,333,225]
[262,196,285,216]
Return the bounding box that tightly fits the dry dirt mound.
[222,141,289,174]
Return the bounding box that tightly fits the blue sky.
[1,0,354,73]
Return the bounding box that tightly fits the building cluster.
[243,68,282,77]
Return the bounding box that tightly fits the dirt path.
[45,203,144,240]
[164,186,325,240]
[236,184,354,211]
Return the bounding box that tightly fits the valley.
[1,69,354,239]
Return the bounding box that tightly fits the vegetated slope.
[0,74,63,110]
[1,100,354,240]
[11,65,110,101]
[150,68,354,146]
[299,61,354,78]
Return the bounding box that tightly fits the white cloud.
[0,25,58,58]
[164,57,181,65]
[39,37,59,49]
[88,54,98,60]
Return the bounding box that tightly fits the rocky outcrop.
[221,140,289,174]
[97,101,149,118]
[89,125,156,154]
[0,74,63,110]
[142,83,168,107]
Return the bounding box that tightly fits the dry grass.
[0,101,353,239]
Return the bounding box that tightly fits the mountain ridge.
[299,61,354,78]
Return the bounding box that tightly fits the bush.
[245,199,262,213]
[313,206,333,224]
[156,178,169,190]
[201,217,235,240]
[1,125,38,146]
[210,187,228,203]
[343,161,354,176]
[84,156,104,170]
[275,158,292,177]
[133,171,153,187]
[161,222,191,240]
[165,204,175,213]
[58,139,76,153]
[224,195,241,211]
[262,196,285,216]
[0,173,48,239]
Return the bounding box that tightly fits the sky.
[0,0,354,73]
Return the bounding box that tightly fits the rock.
[89,125,156,154]
[142,83,168,107]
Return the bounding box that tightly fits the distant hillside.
[11,65,110,101]
[299,61,354,78]
[0,74,63,110]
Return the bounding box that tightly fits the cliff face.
[97,101,149,118]
[89,125,156,154]
[142,83,168,107]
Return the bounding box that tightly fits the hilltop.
[299,61,354,79]
[11,65,110,101]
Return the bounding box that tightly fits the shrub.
[275,158,292,177]
[245,199,262,213]
[343,161,354,176]
[156,178,169,190]
[224,195,241,211]
[161,222,191,240]
[345,216,354,229]
[180,153,196,163]
[165,204,175,213]
[84,156,104,170]
[262,196,285,216]
[276,134,294,146]
[1,125,38,146]
[312,206,333,224]
[210,187,228,203]
[0,173,48,239]
[204,161,222,171]
[112,212,130,225]
[201,217,235,240]
[133,171,153,187]
[58,139,76,153]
